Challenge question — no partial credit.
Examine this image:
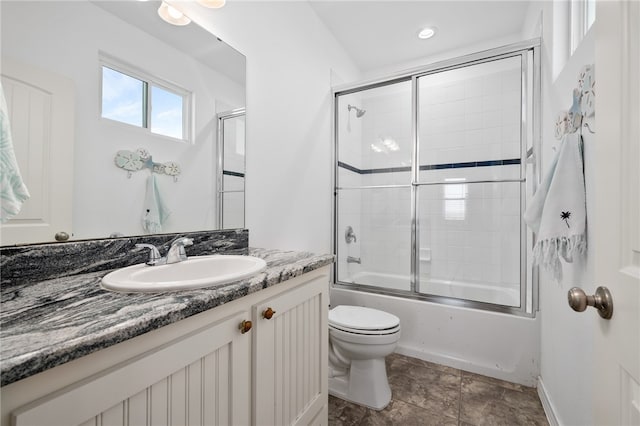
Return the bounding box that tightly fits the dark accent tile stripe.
[337,161,361,174]
[363,166,412,174]
[339,158,521,175]
[223,170,245,178]
[502,158,521,165]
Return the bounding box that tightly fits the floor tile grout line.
[458,372,463,423]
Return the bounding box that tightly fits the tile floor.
[328,353,549,426]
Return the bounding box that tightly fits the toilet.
[328,305,401,410]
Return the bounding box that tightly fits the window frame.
[570,0,596,54]
[99,53,193,143]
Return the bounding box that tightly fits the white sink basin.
[101,255,267,292]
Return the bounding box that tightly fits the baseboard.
[537,376,560,426]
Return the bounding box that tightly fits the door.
[0,58,75,245]
[252,276,329,426]
[12,311,251,426]
[217,108,245,229]
[594,1,640,424]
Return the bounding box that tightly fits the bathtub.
[332,272,540,386]
[348,271,521,307]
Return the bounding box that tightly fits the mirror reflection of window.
[100,61,190,142]
[150,86,183,140]
[101,66,145,128]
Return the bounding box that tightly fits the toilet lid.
[328,305,400,331]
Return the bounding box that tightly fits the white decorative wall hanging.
[114,148,181,182]
[554,64,595,140]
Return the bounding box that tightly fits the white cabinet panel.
[253,277,329,426]
[12,311,250,426]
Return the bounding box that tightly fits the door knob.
[55,232,70,242]
[567,286,613,319]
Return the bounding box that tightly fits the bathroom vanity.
[0,234,333,426]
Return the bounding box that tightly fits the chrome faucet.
[135,243,163,266]
[166,237,193,264]
[346,256,361,264]
[135,237,194,266]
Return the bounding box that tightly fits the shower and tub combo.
[330,39,542,393]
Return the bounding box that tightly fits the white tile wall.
[359,187,411,279]
[419,58,522,166]
[417,178,521,289]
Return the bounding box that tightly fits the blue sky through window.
[102,67,144,127]
[151,86,183,139]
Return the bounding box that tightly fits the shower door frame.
[216,107,246,229]
[332,39,541,317]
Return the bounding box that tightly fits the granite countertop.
[0,248,334,387]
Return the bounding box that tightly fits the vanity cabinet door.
[252,275,329,426]
[12,311,251,426]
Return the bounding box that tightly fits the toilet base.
[328,358,392,411]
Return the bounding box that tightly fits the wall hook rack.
[114,148,181,182]
[554,64,595,140]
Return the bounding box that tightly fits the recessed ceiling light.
[418,27,437,40]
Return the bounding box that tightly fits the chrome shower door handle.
[567,286,614,319]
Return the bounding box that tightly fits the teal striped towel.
[0,83,30,222]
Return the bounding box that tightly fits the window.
[443,181,468,221]
[100,56,191,142]
[570,0,596,54]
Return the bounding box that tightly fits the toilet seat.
[329,305,400,335]
[329,323,400,335]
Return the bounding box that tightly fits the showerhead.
[348,104,366,118]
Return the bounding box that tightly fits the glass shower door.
[217,109,245,229]
[333,42,539,315]
[415,56,525,307]
[335,80,413,292]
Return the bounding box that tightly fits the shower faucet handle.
[345,226,357,243]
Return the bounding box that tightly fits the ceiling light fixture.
[418,26,437,40]
[197,0,226,8]
[158,1,191,26]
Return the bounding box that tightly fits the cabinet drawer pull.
[262,307,276,320]
[239,320,252,334]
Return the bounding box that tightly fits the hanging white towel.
[0,83,30,222]
[524,132,587,281]
[142,174,171,233]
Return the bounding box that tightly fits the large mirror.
[0,0,245,246]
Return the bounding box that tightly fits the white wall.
[2,1,244,239]
[522,3,596,425]
[363,33,525,81]
[176,1,361,253]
